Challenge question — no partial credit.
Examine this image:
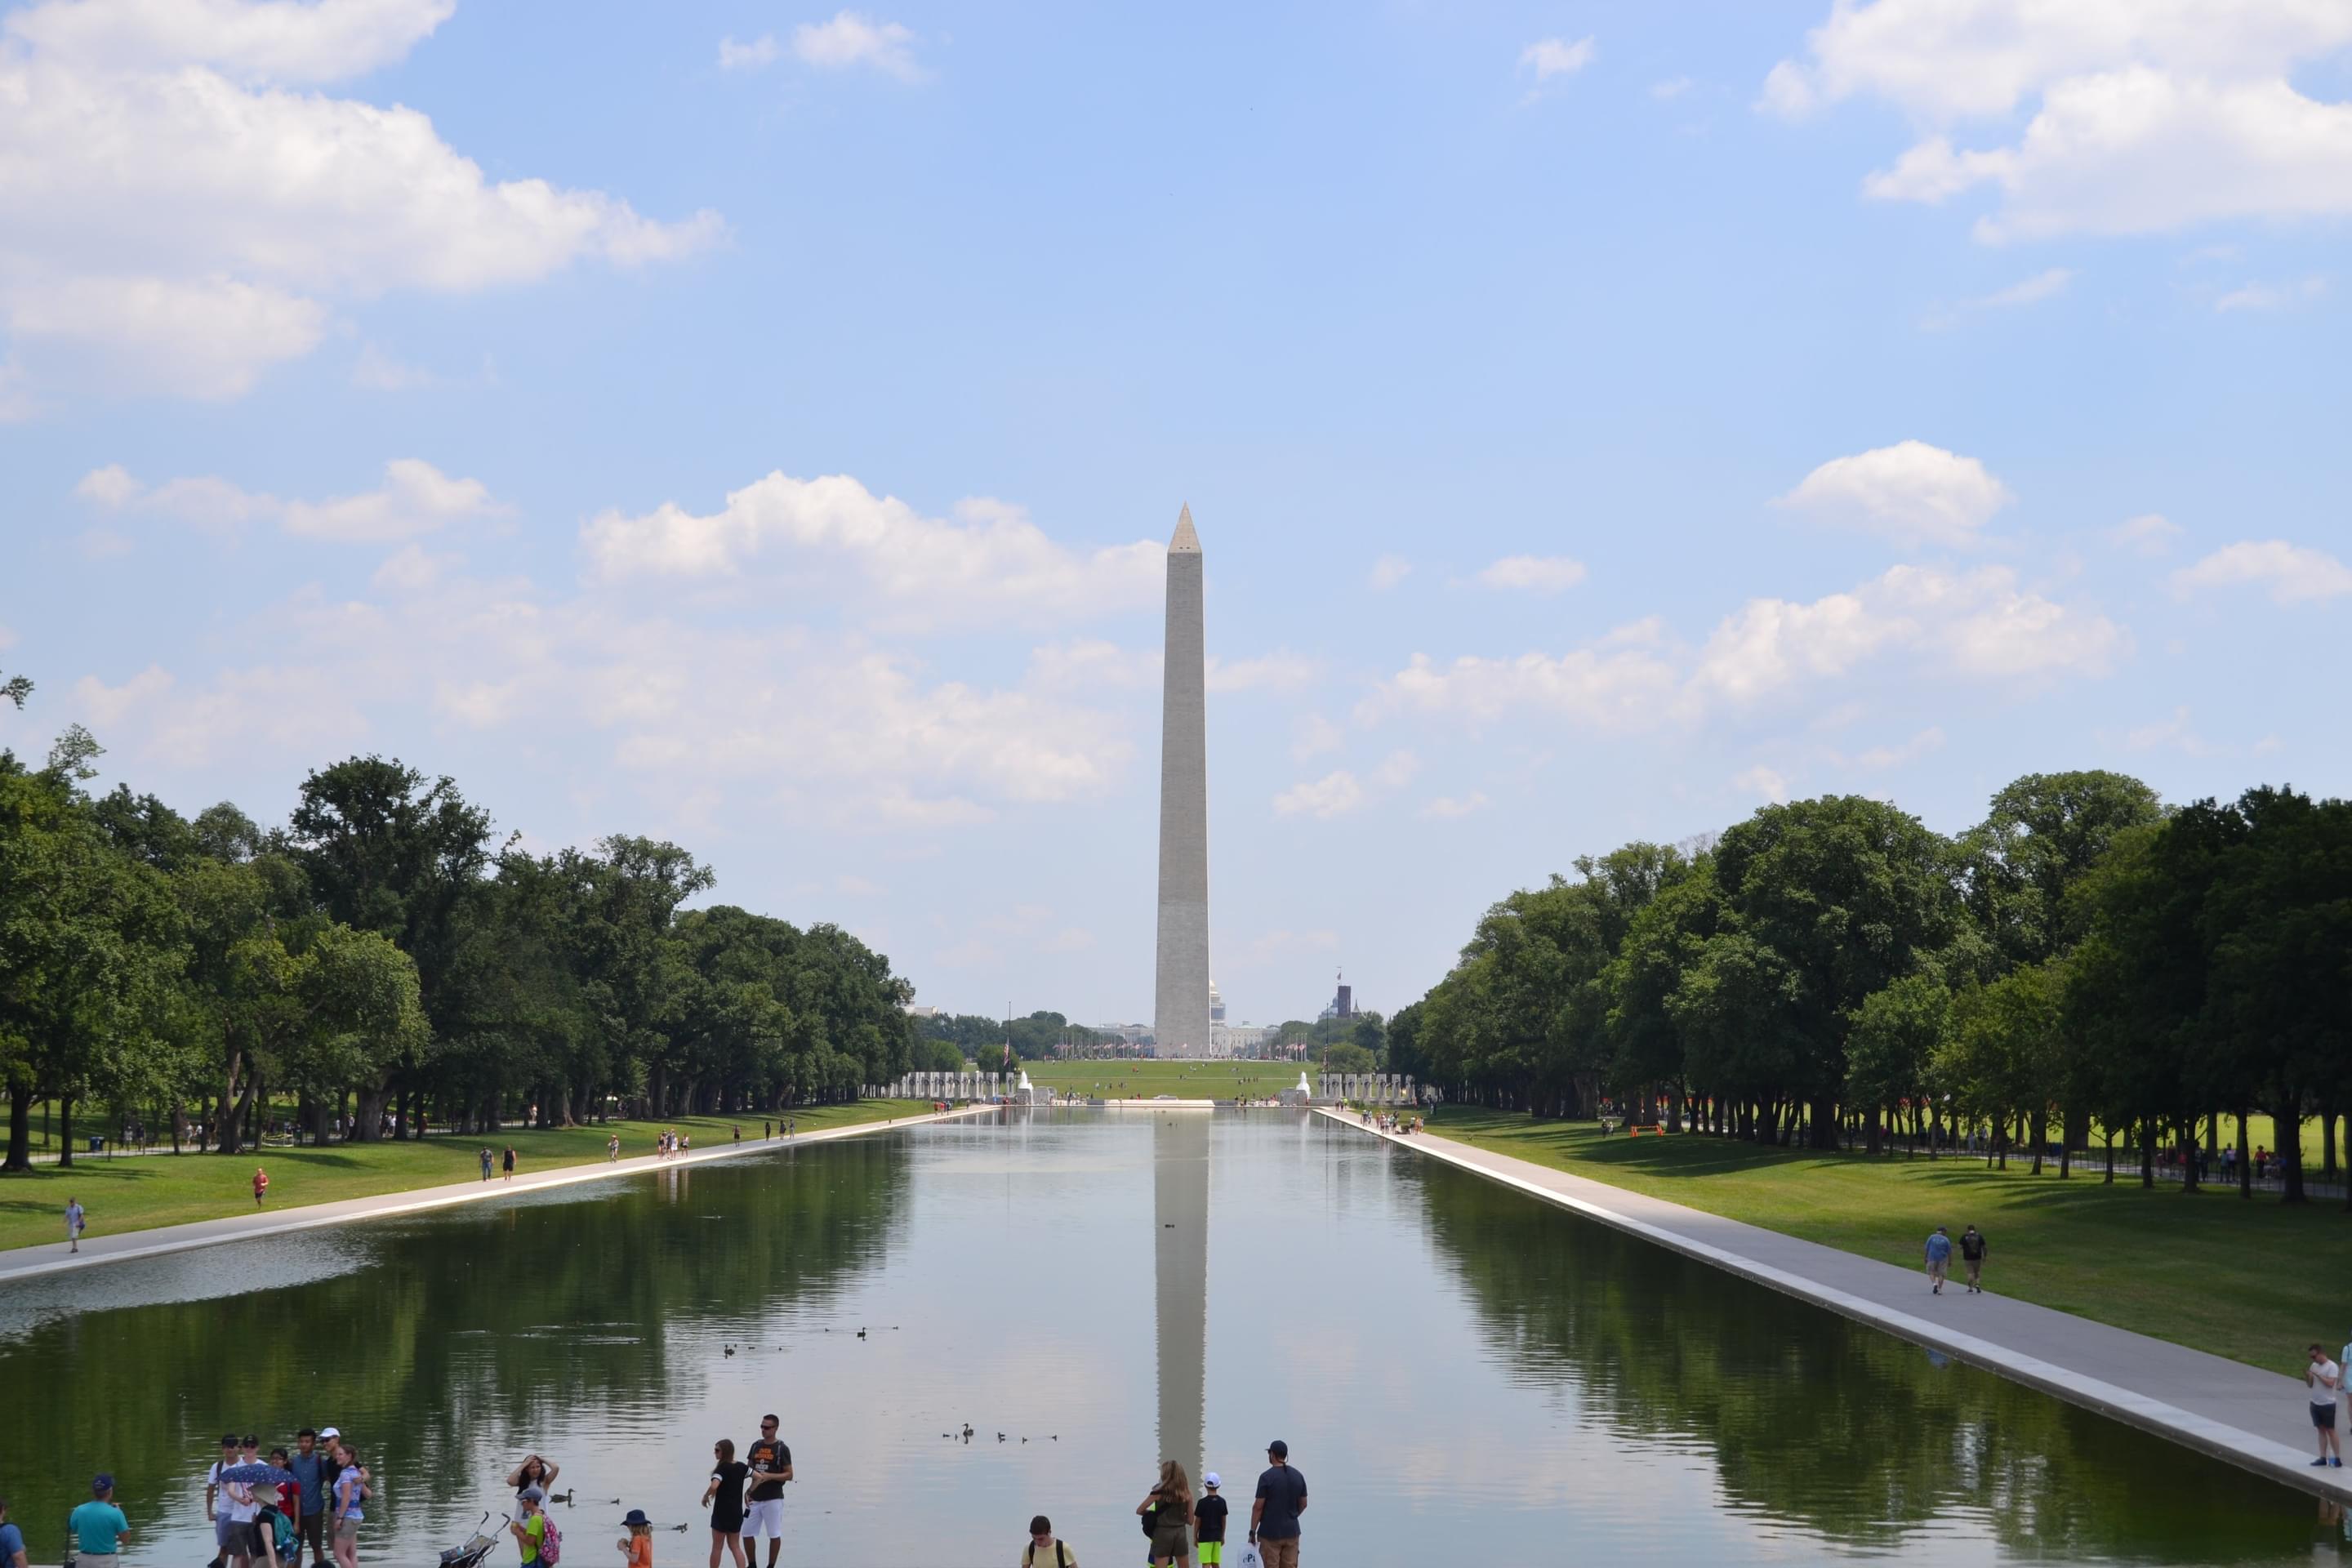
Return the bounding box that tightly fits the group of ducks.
[720,1325,900,1356]
[941,1425,1058,1445]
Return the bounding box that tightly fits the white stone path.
[1320,1107,2352,1502]
[0,1105,987,1285]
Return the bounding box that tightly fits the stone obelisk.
[1153,506,1210,1057]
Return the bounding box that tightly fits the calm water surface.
[0,1112,2337,1567]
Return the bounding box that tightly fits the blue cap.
[92,1475,114,1494]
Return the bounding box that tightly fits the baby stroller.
[440,1513,510,1568]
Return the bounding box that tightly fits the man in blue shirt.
[1924,1227,1953,1294]
[0,1494,29,1568]
[69,1475,130,1568]
[290,1428,329,1567]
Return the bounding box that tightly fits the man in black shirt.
[743,1414,793,1567]
[1192,1474,1228,1566]
[1249,1441,1306,1568]
[1959,1225,1987,1293]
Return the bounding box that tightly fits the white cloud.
[351,342,433,390]
[1290,714,1343,762]
[76,458,507,542]
[2172,540,2352,604]
[1205,650,1321,693]
[2124,706,2227,757]
[1370,750,1420,790]
[1853,725,1946,768]
[0,0,720,407]
[718,33,780,72]
[1027,639,1158,692]
[1521,36,1595,82]
[1369,554,1413,591]
[1766,2,2352,239]
[793,11,924,82]
[1419,791,1489,820]
[1732,765,1791,804]
[71,564,1133,818]
[1273,771,1365,819]
[2107,512,2184,556]
[1919,267,2074,329]
[1651,76,1694,100]
[1370,562,2121,732]
[1476,554,1588,594]
[2216,275,2329,311]
[1776,440,2015,548]
[581,473,1162,629]
[1365,645,1682,732]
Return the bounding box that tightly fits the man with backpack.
[1020,1514,1075,1566]
[511,1488,561,1568]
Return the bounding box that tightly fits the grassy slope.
[1421,1107,2352,1372]
[0,1102,910,1254]
[1020,1059,1307,1096]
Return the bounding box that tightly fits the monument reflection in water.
[1153,1108,1209,1485]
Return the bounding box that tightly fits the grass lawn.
[0,1101,909,1256]
[1422,1106,2352,1373]
[1021,1058,1307,1097]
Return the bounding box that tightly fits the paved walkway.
[0,1105,987,1285]
[1321,1108,2352,1502]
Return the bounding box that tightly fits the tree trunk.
[2238,1109,2252,1200]
[2139,1120,2155,1189]
[2176,1115,2199,1192]
[2281,1096,2307,1205]
[352,1085,388,1143]
[2102,1128,2114,1183]
[2029,1109,2046,1176]
[216,1049,246,1155]
[1810,1094,1837,1150]
[3,1082,31,1172]
[58,1091,76,1169]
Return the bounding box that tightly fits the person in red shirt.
[253,1167,270,1206]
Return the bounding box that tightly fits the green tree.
[1846,974,1951,1155]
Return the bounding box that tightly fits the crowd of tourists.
[1357,1110,1421,1135]
[1021,1439,1306,1568]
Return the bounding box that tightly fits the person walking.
[1192,1474,1227,1568]
[330,1442,364,1568]
[1138,1459,1193,1567]
[69,1476,130,1568]
[702,1438,751,1568]
[288,1429,328,1568]
[1021,1516,1076,1567]
[65,1196,86,1252]
[253,1165,270,1206]
[608,1133,621,1162]
[480,1147,494,1182]
[1958,1225,1987,1294]
[743,1416,792,1568]
[1249,1441,1306,1568]
[503,1146,517,1182]
[1923,1227,1953,1294]
[2310,1343,2344,1468]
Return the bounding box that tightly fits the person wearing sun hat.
[616,1508,653,1568]
[1192,1475,1227,1566]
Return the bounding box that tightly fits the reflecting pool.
[0,1112,2336,1566]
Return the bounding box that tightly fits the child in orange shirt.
[617,1508,653,1568]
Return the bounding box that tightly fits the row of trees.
[1,671,925,1167]
[915,1009,1116,1065]
[1389,771,2352,1203]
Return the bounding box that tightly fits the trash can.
[87,1135,105,1153]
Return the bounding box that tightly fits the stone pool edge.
[1318,1107,2352,1506]
[0,1104,991,1285]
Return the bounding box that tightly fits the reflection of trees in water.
[0,1140,911,1545]
[1401,1157,2317,1563]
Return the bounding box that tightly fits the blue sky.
[4,0,2350,1029]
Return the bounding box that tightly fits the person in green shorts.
[1193,1475,1227,1566]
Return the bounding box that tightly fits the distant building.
[1209,981,1226,1024]
[905,1004,942,1020]
[1317,971,1356,1022]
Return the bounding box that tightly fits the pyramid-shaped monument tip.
[1169,504,1200,554]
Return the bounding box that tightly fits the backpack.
[1022,1544,1068,1568]
[1141,1501,1158,1537]
[537,1517,562,1566]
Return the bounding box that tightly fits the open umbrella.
[216,1463,298,1486]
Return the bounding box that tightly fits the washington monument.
[1152,505,1210,1055]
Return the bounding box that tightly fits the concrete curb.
[1318,1108,2352,1503]
[0,1105,989,1284]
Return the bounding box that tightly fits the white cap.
[318,1427,341,1440]
[1203,1472,1220,1488]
